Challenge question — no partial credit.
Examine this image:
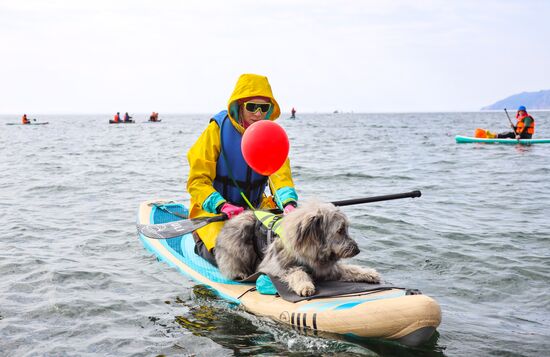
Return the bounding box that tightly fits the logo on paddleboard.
[279,311,290,322]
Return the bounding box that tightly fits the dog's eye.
[338,226,346,234]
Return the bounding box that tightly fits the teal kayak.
[455,135,550,144]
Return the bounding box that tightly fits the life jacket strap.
[266,214,283,245]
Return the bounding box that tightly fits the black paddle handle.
[330,190,421,207]
[207,213,229,223]
[504,108,518,135]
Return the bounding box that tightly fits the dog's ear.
[297,211,326,245]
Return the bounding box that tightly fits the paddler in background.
[123,112,132,122]
[149,112,159,122]
[291,107,296,118]
[497,105,535,139]
[22,114,30,124]
[113,112,121,123]
[186,73,298,265]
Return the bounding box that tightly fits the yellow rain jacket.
[187,74,296,251]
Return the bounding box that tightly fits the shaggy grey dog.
[215,200,380,297]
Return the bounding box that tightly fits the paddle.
[137,190,422,239]
[504,108,520,141]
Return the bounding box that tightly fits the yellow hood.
[227,74,281,130]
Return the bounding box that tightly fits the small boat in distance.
[148,112,161,122]
[109,120,135,124]
[110,112,134,124]
[6,121,49,126]
[290,107,296,119]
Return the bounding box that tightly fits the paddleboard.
[137,200,441,346]
[455,135,550,144]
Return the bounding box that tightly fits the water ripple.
[1,113,549,356]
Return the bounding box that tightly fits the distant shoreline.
[2,110,550,117]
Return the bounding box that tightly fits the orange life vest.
[22,115,30,124]
[114,114,120,122]
[516,115,535,134]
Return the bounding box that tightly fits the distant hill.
[482,89,550,110]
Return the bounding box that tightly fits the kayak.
[6,122,49,125]
[146,119,162,123]
[109,120,135,124]
[455,135,550,144]
[137,200,441,346]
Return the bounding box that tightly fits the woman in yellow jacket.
[187,74,298,264]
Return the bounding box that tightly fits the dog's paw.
[294,281,315,297]
[359,268,381,283]
[226,271,250,281]
[234,272,251,281]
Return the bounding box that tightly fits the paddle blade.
[137,214,228,239]
[137,219,208,239]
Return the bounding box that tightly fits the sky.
[1,0,549,114]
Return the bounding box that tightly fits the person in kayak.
[22,114,30,124]
[497,105,535,139]
[113,112,121,123]
[291,107,296,118]
[123,112,133,122]
[187,73,298,265]
[149,112,158,122]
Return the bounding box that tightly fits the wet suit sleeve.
[187,121,226,213]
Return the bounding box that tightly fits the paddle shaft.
[330,190,421,207]
[504,108,518,136]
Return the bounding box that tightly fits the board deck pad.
[270,278,405,303]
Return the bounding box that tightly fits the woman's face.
[240,98,270,128]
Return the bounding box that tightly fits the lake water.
[1,112,549,356]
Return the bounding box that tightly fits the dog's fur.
[214,201,380,296]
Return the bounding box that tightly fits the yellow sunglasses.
[243,101,272,114]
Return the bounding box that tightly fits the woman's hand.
[283,204,296,215]
[220,203,244,219]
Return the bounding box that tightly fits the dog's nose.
[346,244,359,258]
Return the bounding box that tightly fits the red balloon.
[241,120,289,175]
